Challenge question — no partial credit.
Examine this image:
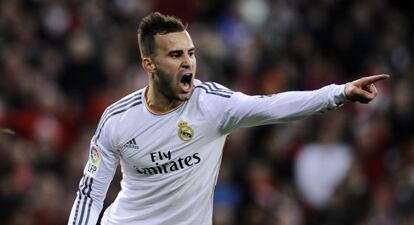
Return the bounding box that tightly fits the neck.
[145,85,183,114]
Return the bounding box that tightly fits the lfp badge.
[90,146,101,165]
[86,145,101,176]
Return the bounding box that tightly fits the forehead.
[153,31,194,53]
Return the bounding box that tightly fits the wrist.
[334,83,351,106]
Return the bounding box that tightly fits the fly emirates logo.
[133,151,201,175]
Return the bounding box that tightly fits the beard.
[153,67,184,101]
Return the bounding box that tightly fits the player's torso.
[118,100,218,178]
[101,85,228,224]
[109,87,226,184]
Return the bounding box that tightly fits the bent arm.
[67,120,120,225]
[67,142,119,225]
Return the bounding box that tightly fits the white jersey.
[68,79,347,225]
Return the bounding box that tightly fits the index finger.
[359,74,390,86]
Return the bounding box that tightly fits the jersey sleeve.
[67,115,120,225]
[200,82,347,134]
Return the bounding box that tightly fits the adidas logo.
[124,138,139,150]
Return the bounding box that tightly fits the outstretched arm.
[203,74,389,133]
[344,74,389,103]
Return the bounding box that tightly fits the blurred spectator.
[295,112,353,210]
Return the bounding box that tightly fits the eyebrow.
[168,47,195,55]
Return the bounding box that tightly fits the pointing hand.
[344,74,389,104]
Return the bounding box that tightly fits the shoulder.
[194,79,234,99]
[102,89,144,123]
[189,80,238,123]
[93,89,145,144]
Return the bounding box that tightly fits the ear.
[142,58,156,73]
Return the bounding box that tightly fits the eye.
[171,53,180,58]
[189,48,195,57]
[169,51,182,58]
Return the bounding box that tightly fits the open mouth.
[179,73,193,92]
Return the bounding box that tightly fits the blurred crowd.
[1,0,414,225]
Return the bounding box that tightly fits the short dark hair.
[137,12,186,57]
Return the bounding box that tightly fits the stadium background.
[0,0,413,224]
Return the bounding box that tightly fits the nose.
[181,53,192,69]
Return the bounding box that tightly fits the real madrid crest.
[178,120,194,141]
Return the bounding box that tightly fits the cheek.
[156,66,177,85]
[158,60,179,74]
